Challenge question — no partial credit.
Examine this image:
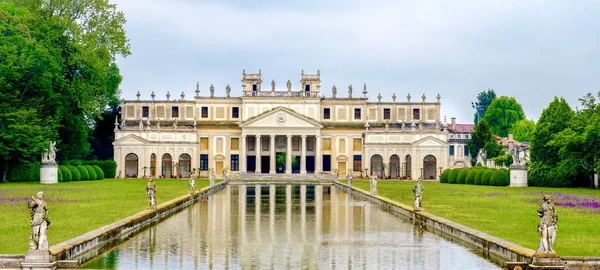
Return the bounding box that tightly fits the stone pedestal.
[529,253,565,269]
[510,165,528,187]
[40,164,58,184]
[594,173,598,189]
[20,250,56,270]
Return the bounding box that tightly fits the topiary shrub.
[457,168,469,184]
[482,170,494,185]
[85,160,116,178]
[448,169,460,184]
[57,167,63,182]
[59,166,72,182]
[92,165,104,180]
[68,165,81,181]
[440,168,451,183]
[491,169,510,186]
[474,169,486,185]
[77,165,89,180]
[465,169,478,185]
[84,165,97,180]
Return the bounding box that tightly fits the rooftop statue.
[332,85,337,98]
[271,80,276,91]
[286,80,291,91]
[226,84,231,97]
[348,85,353,98]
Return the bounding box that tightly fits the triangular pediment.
[240,107,322,128]
[113,134,149,145]
[413,136,448,147]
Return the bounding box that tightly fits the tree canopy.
[466,119,503,165]
[482,96,526,137]
[509,119,535,142]
[0,0,129,180]
[473,89,496,123]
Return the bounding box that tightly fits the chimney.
[451,117,456,129]
[508,133,514,142]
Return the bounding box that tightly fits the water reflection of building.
[113,70,453,180]
[93,185,451,269]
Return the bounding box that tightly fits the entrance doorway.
[306,156,315,173]
[292,156,300,173]
[423,155,437,180]
[125,153,138,178]
[390,154,400,179]
[370,154,384,178]
[247,156,256,173]
[216,161,224,175]
[261,156,270,173]
[161,153,172,178]
[338,162,346,176]
[276,152,286,173]
[404,155,412,179]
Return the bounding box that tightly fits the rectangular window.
[252,84,257,91]
[231,138,239,151]
[171,106,179,118]
[449,145,455,156]
[324,108,331,120]
[232,107,239,118]
[412,108,420,120]
[200,138,209,151]
[201,107,208,118]
[142,106,149,118]
[353,155,362,172]
[353,138,362,151]
[305,85,310,91]
[231,155,239,171]
[323,155,331,171]
[383,108,391,120]
[200,154,208,170]
[354,108,361,120]
[464,145,469,156]
[322,138,331,151]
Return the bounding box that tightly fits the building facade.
[113,70,451,179]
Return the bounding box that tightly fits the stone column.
[286,135,292,174]
[315,135,322,174]
[301,135,307,174]
[240,135,247,173]
[270,135,276,174]
[255,135,261,173]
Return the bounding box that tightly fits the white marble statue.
[41,142,57,165]
[333,169,339,181]
[222,167,229,182]
[413,179,424,211]
[370,174,378,195]
[188,170,196,194]
[28,192,50,251]
[146,176,157,210]
[537,195,558,254]
[346,169,353,187]
[209,168,215,186]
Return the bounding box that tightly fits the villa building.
[113,70,457,180]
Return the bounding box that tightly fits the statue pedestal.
[529,253,565,269]
[21,250,56,270]
[510,164,528,187]
[40,164,58,184]
[594,173,598,189]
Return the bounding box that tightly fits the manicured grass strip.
[350,180,600,256]
[0,179,210,254]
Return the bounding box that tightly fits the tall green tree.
[473,88,496,123]
[528,97,576,187]
[482,96,525,137]
[466,119,503,165]
[509,119,536,142]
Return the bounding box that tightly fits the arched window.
[125,153,138,178]
[179,153,192,178]
[162,153,172,178]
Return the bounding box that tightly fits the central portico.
[239,107,322,175]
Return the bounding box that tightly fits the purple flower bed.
[525,192,600,213]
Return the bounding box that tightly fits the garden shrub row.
[5,162,40,182]
[62,159,116,178]
[440,166,510,186]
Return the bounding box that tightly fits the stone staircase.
[228,173,337,181]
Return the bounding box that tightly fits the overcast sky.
[112,0,599,123]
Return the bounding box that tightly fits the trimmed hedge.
[465,169,478,185]
[482,170,494,185]
[57,167,63,182]
[68,165,81,181]
[6,162,40,182]
[448,169,460,184]
[491,169,510,186]
[63,159,116,178]
[440,168,451,183]
[59,166,72,182]
[92,165,104,180]
[474,169,486,185]
[84,165,97,180]
[76,165,89,180]
[457,168,469,184]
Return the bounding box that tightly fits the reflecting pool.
[83,185,499,269]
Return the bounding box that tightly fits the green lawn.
[0,179,211,254]
[351,180,600,256]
